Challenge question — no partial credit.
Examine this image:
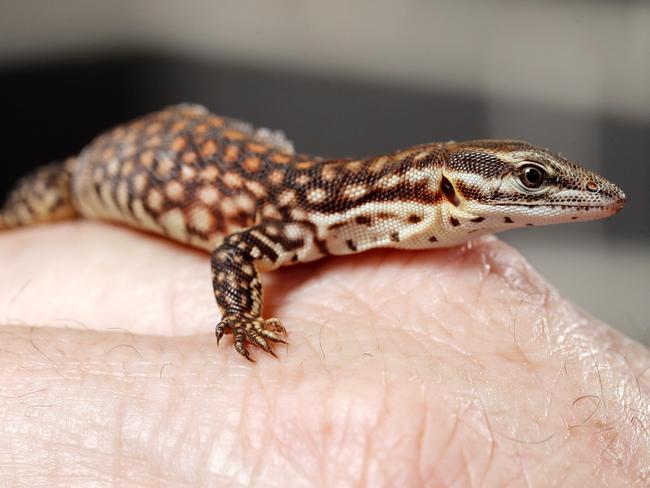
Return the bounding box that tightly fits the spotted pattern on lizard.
[0,104,627,360]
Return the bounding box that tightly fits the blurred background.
[1,0,648,344]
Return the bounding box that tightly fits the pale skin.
[0,222,648,487]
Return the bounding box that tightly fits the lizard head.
[441,140,626,229]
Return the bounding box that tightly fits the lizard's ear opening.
[441,175,460,207]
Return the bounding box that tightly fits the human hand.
[0,222,648,486]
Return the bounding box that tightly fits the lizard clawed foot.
[216,315,288,361]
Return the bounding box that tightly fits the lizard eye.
[519,164,546,189]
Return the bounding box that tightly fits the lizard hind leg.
[0,158,79,230]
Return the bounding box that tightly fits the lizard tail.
[0,158,79,230]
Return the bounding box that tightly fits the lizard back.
[72,104,316,251]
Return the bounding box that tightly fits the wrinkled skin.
[0,222,648,487]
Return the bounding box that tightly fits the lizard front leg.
[211,222,307,360]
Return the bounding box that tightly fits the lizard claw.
[216,315,288,360]
[215,323,226,345]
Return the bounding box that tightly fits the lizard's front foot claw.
[216,315,288,360]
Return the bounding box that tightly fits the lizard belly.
[71,146,259,253]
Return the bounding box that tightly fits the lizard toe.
[217,314,288,359]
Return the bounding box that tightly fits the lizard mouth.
[491,190,626,212]
[487,193,626,222]
[492,201,624,210]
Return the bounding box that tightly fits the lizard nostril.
[586,180,599,192]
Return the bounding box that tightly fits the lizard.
[0,104,626,360]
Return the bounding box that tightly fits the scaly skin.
[0,104,626,360]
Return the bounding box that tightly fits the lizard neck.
[278,143,473,256]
